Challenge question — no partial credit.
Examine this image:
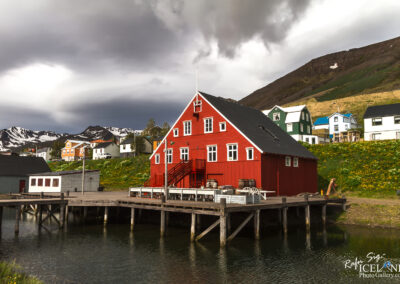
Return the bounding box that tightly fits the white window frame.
[300,123,304,132]
[273,112,280,121]
[207,145,217,162]
[204,117,213,133]
[167,149,173,164]
[219,122,226,132]
[286,123,293,132]
[246,147,254,160]
[395,116,400,124]
[334,117,338,122]
[183,120,192,136]
[285,156,291,167]
[155,154,160,164]
[193,100,202,112]
[227,143,238,161]
[307,125,310,134]
[173,128,179,137]
[180,147,189,161]
[301,112,305,120]
[334,125,339,132]
[372,118,382,126]
[372,133,381,141]
[293,157,299,167]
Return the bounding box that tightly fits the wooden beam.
[195,218,220,241]
[160,195,166,237]
[220,198,227,247]
[282,197,287,234]
[15,206,21,235]
[322,204,327,225]
[227,212,254,242]
[130,208,135,231]
[0,206,2,235]
[304,194,310,231]
[104,206,109,225]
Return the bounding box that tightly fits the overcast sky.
[0,0,399,133]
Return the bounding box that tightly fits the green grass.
[305,140,400,198]
[48,155,150,190]
[0,261,42,284]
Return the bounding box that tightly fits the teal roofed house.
[263,105,327,144]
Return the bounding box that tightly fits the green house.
[263,105,314,142]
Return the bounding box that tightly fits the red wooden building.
[148,92,318,196]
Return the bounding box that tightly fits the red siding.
[149,93,318,195]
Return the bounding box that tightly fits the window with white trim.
[219,122,226,132]
[293,157,299,167]
[301,112,305,120]
[334,117,338,122]
[286,123,293,132]
[204,117,213,133]
[183,121,192,136]
[395,116,400,124]
[273,112,280,121]
[372,118,382,126]
[246,147,254,160]
[227,143,238,161]
[180,147,189,161]
[193,100,202,113]
[285,156,291,167]
[307,125,310,134]
[207,145,217,162]
[155,154,160,164]
[334,125,339,131]
[300,123,304,132]
[167,149,173,164]
[173,128,179,137]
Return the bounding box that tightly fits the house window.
[334,125,339,132]
[306,113,309,121]
[394,116,400,124]
[293,157,299,167]
[312,138,316,144]
[45,178,51,187]
[204,117,213,133]
[286,123,293,132]
[305,138,309,143]
[273,113,280,121]
[155,154,160,164]
[38,178,43,186]
[307,125,310,134]
[219,122,226,132]
[193,100,202,112]
[180,148,189,161]
[285,156,291,167]
[183,121,192,136]
[345,124,349,130]
[31,178,36,186]
[207,145,217,162]
[397,132,400,139]
[372,118,382,126]
[227,143,238,161]
[123,145,126,150]
[372,133,381,140]
[52,178,59,187]
[334,117,338,122]
[167,149,173,164]
[246,147,254,160]
[300,123,304,132]
[301,112,305,120]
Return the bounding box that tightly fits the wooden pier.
[0,191,346,246]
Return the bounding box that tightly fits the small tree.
[161,122,170,137]
[131,135,145,156]
[50,140,64,159]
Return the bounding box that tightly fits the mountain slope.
[240,36,400,110]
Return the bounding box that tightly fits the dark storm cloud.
[62,96,186,131]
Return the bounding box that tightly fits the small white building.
[29,170,100,193]
[36,147,52,161]
[120,136,153,157]
[328,113,358,136]
[364,103,400,141]
[93,142,120,160]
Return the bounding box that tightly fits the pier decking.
[0,191,346,246]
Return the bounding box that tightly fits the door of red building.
[19,180,26,193]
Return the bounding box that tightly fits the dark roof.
[37,147,50,153]
[0,156,51,177]
[93,142,115,149]
[121,137,134,145]
[30,170,100,176]
[200,92,317,160]
[363,103,400,119]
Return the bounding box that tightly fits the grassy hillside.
[305,140,400,198]
[48,155,150,190]
[0,261,42,284]
[285,90,400,123]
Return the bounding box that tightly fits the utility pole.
[164,139,168,200]
[81,145,87,195]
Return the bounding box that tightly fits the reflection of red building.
[148,92,318,196]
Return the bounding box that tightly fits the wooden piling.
[160,195,166,237]
[322,204,327,226]
[190,213,196,242]
[196,214,201,231]
[59,193,65,229]
[15,205,21,235]
[104,206,109,225]
[220,198,227,247]
[38,205,43,227]
[304,194,310,231]
[282,197,288,234]
[0,206,3,235]
[227,213,231,235]
[83,207,88,219]
[254,209,260,240]
[130,208,135,231]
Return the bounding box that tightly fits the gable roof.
[121,137,134,145]
[263,105,308,124]
[93,142,115,149]
[314,117,329,126]
[0,156,51,177]
[199,92,316,159]
[328,112,353,119]
[363,103,400,119]
[30,170,99,176]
